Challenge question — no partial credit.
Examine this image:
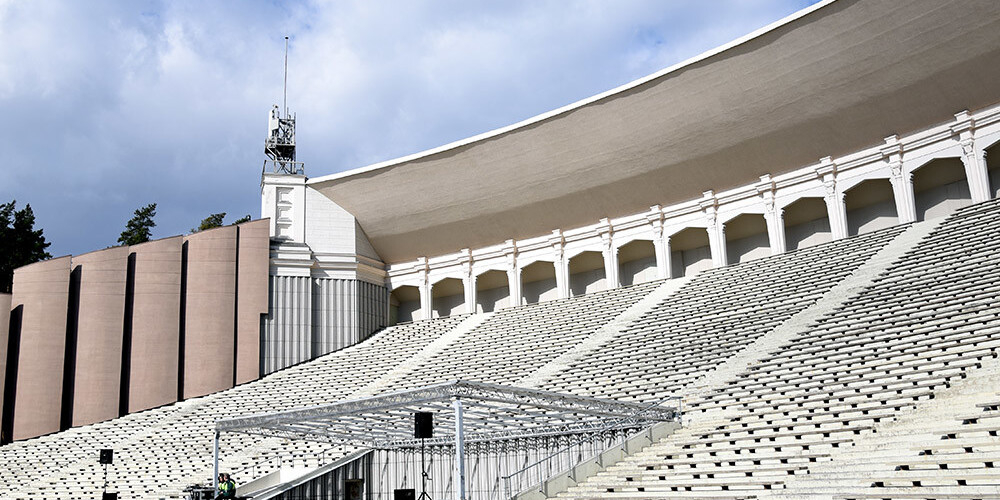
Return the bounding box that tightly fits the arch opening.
[617,240,657,286]
[844,178,897,236]
[669,227,711,278]
[389,285,420,324]
[783,197,831,250]
[723,214,769,265]
[912,157,972,221]
[475,270,510,313]
[430,278,464,319]
[568,251,605,296]
[521,261,556,305]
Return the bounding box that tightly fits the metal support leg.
[453,399,466,500]
[213,431,220,492]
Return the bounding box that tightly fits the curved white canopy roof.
[310,0,1000,263]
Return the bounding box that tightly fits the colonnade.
[389,115,999,323]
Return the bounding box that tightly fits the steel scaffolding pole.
[453,398,466,500]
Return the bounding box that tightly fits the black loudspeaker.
[414,412,433,439]
[102,493,118,500]
[99,449,113,465]
[394,488,415,500]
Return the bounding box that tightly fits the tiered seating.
[0,315,468,499]
[544,225,905,403]
[396,280,663,390]
[558,198,1000,498]
[858,398,1000,498]
[6,198,999,500]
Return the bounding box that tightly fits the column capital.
[822,178,838,201]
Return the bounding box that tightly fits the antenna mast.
[283,36,289,118]
[263,35,303,176]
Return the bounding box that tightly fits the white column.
[418,258,432,320]
[823,179,849,240]
[460,250,475,314]
[506,265,522,307]
[649,217,669,279]
[889,160,917,223]
[954,111,992,203]
[462,274,476,314]
[600,228,619,289]
[758,176,786,255]
[551,230,569,299]
[664,235,674,279]
[453,398,467,500]
[705,210,727,267]
[504,242,522,307]
[961,138,992,203]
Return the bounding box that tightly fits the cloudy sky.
[0,0,819,257]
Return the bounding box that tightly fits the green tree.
[192,212,226,233]
[118,203,157,246]
[231,214,251,225]
[0,201,52,293]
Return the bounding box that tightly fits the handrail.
[500,394,681,500]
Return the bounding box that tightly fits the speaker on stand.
[99,449,115,500]
[414,412,433,500]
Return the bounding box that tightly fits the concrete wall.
[786,217,832,251]
[11,256,70,440]
[183,226,237,399]
[237,220,270,385]
[476,284,510,313]
[727,232,771,265]
[523,277,558,305]
[70,247,127,426]
[1,221,271,440]
[620,255,657,286]
[672,246,712,278]
[128,236,182,413]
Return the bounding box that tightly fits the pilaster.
[417,257,431,321]
[817,158,848,240]
[461,249,476,314]
[882,137,917,223]
[550,230,569,299]
[647,206,669,279]
[504,240,522,307]
[953,111,992,203]
[700,191,727,267]
[598,219,619,289]
[757,175,785,254]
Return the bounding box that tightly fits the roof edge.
[307,0,836,186]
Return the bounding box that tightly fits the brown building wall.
[236,219,269,385]
[70,247,128,427]
[0,292,11,426]
[128,236,182,413]
[11,256,70,440]
[183,226,237,399]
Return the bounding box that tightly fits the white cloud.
[0,0,817,256]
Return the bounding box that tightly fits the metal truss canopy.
[216,380,678,449]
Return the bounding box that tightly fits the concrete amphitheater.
[3,0,1000,498]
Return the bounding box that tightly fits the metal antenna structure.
[264,35,303,175]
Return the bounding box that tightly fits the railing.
[262,158,305,176]
[500,395,681,500]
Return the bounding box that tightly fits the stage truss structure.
[213,380,679,499]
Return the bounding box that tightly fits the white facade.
[260,173,390,373]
